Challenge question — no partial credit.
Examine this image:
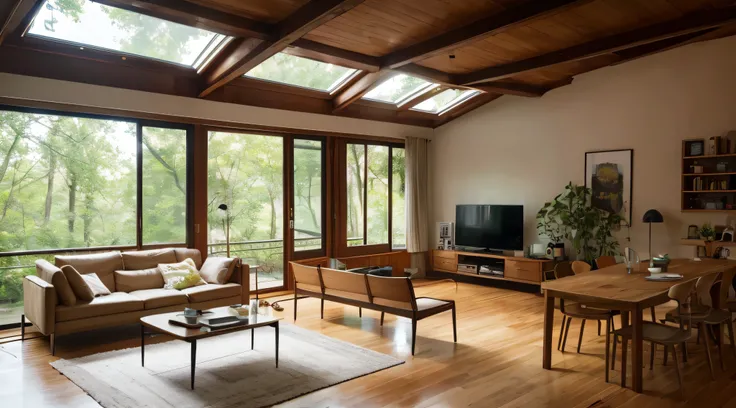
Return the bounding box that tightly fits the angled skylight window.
[363,74,436,105]
[245,53,358,93]
[28,0,230,68]
[412,89,481,115]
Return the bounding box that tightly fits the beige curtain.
[405,137,430,275]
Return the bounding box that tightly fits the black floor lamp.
[218,204,230,258]
[642,209,664,267]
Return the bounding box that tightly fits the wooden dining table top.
[541,258,736,309]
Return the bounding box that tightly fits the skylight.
[245,53,358,93]
[28,0,230,69]
[363,74,436,105]
[412,89,481,115]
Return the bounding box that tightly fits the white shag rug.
[51,323,403,408]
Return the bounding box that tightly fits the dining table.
[541,258,736,393]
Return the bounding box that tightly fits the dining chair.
[609,277,699,398]
[556,261,616,357]
[595,256,617,269]
[660,272,720,378]
[571,261,592,275]
[701,268,736,370]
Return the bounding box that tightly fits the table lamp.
[642,209,664,267]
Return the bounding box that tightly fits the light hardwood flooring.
[2,280,736,407]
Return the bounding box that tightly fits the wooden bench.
[291,262,457,355]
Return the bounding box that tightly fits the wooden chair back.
[366,275,416,311]
[290,262,322,290]
[553,261,574,279]
[571,261,592,275]
[595,256,617,269]
[320,267,369,296]
[695,272,719,309]
[718,268,736,307]
[668,278,699,332]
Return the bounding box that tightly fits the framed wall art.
[585,149,633,224]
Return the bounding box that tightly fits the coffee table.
[140,307,282,390]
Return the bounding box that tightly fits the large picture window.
[340,140,405,255]
[0,107,191,327]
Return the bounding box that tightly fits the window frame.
[335,138,404,258]
[289,135,328,261]
[0,104,194,257]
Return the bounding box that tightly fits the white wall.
[431,35,736,259]
[0,73,433,140]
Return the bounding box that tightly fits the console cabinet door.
[505,260,541,283]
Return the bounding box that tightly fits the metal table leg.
[141,325,145,367]
[191,339,197,390]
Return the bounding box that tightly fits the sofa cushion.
[55,251,122,292]
[56,292,144,322]
[122,249,177,270]
[199,257,236,284]
[37,260,76,306]
[181,283,240,303]
[129,288,188,310]
[174,248,203,269]
[114,268,164,293]
[60,265,94,302]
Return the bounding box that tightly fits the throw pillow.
[199,257,236,284]
[51,269,77,307]
[60,265,94,302]
[82,273,112,297]
[159,258,207,290]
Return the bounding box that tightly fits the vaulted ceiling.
[1,0,735,128]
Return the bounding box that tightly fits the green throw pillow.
[159,258,207,290]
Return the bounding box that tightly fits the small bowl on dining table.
[648,267,663,274]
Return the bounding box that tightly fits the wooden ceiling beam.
[0,0,41,46]
[199,0,366,98]
[287,39,380,72]
[610,27,721,66]
[457,7,736,85]
[474,82,552,98]
[332,70,395,113]
[381,0,589,69]
[89,0,272,39]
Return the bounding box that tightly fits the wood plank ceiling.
[0,0,734,129]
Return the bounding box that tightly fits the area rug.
[51,323,403,408]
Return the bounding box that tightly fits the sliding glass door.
[290,138,326,260]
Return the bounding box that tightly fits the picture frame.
[585,149,633,225]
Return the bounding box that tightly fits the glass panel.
[207,132,284,290]
[346,144,365,246]
[412,89,480,114]
[0,110,137,252]
[363,74,434,104]
[392,148,406,249]
[141,127,187,244]
[366,145,389,245]
[293,139,323,252]
[29,1,228,67]
[245,53,358,92]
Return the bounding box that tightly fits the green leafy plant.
[537,182,626,262]
[700,223,715,242]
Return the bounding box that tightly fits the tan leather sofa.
[291,262,456,355]
[23,248,249,354]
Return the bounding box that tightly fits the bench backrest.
[291,262,322,291]
[366,275,416,311]
[320,267,369,300]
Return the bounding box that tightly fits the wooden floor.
[2,280,736,407]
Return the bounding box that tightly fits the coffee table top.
[140,307,281,340]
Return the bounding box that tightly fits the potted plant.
[700,223,715,242]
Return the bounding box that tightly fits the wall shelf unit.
[682,138,736,212]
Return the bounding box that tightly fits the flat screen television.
[455,205,523,251]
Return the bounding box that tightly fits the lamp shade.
[642,209,663,223]
[218,204,228,212]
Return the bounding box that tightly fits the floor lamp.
[218,204,230,258]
